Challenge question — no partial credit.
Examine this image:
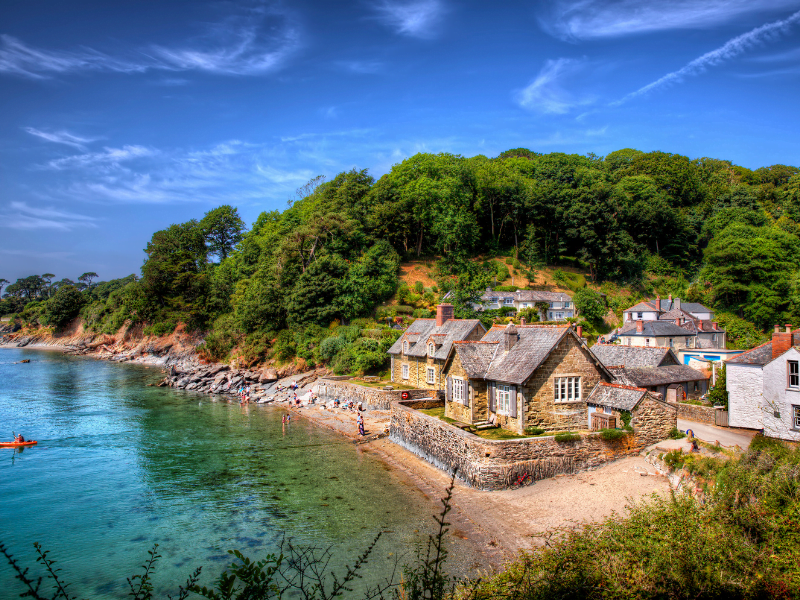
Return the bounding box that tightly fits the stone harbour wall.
[676,402,721,425]
[391,400,649,491]
[317,379,438,410]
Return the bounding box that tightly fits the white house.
[467,289,575,321]
[623,296,714,322]
[727,325,800,442]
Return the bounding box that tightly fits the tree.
[200,205,246,262]
[41,273,55,298]
[707,364,728,408]
[0,279,8,297]
[286,254,348,326]
[43,285,84,329]
[573,288,606,322]
[78,272,99,287]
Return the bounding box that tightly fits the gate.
[715,409,729,427]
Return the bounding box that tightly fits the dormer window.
[403,340,408,354]
[428,343,436,357]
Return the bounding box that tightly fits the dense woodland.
[3,148,800,370]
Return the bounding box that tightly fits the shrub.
[273,329,296,362]
[42,285,84,329]
[663,448,685,470]
[414,281,424,294]
[668,427,686,440]
[599,428,626,441]
[144,320,176,337]
[525,427,545,436]
[394,305,414,315]
[494,285,518,292]
[319,336,347,363]
[552,269,568,284]
[554,432,581,443]
[413,308,434,318]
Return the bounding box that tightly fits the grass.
[348,378,417,390]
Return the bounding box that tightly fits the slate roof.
[624,299,712,315]
[478,325,571,384]
[618,320,695,337]
[612,365,709,387]
[388,318,485,360]
[726,341,774,365]
[477,290,572,303]
[585,382,647,411]
[452,342,499,378]
[590,344,677,368]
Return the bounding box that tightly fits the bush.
[554,432,581,443]
[668,427,686,439]
[42,285,84,329]
[144,320,176,337]
[525,427,545,436]
[414,281,424,294]
[319,336,348,363]
[413,308,434,318]
[599,428,626,441]
[663,448,685,470]
[494,285,518,292]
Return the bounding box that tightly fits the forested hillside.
[3,148,799,370]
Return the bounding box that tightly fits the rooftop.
[388,318,485,360]
[585,382,648,411]
[590,344,678,368]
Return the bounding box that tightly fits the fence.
[715,409,729,427]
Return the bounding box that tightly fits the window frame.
[426,366,435,385]
[402,340,408,354]
[788,360,799,389]
[496,384,512,414]
[452,377,465,403]
[554,376,581,403]
[503,297,514,306]
[793,405,800,430]
[428,342,435,357]
[402,363,409,380]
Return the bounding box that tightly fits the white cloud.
[372,0,445,38]
[24,128,96,150]
[46,145,156,170]
[0,5,299,79]
[541,0,800,41]
[516,58,594,114]
[614,9,800,104]
[335,60,384,74]
[2,201,98,231]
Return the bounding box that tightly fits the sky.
[2,0,800,282]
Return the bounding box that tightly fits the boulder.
[259,368,279,383]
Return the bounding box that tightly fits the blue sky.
[2,0,800,282]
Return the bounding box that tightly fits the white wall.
[623,310,659,321]
[761,348,800,442]
[727,363,764,429]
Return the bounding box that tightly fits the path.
[678,419,756,449]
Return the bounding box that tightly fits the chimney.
[675,318,681,326]
[628,312,632,321]
[504,323,519,351]
[712,322,718,331]
[576,325,583,338]
[436,303,454,327]
[636,319,644,334]
[668,294,672,302]
[675,298,681,311]
[772,324,793,359]
[656,295,661,314]
[520,318,526,325]
[787,324,793,333]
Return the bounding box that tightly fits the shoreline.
[0,338,672,570]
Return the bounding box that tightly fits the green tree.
[43,285,84,329]
[200,205,246,262]
[573,288,606,322]
[78,272,98,287]
[286,254,348,326]
[707,364,729,408]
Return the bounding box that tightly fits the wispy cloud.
[24,127,96,150]
[0,4,299,79]
[614,9,800,105]
[335,60,384,74]
[46,145,156,171]
[372,0,445,38]
[2,201,98,231]
[516,58,594,114]
[541,0,800,41]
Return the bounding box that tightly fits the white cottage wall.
[761,348,800,442]
[727,363,764,429]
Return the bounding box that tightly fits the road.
[678,419,756,449]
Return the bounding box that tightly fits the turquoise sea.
[0,349,475,598]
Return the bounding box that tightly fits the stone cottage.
[442,323,611,434]
[585,382,677,445]
[387,303,486,391]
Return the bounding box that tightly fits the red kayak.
[0,440,37,448]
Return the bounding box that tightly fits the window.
[637,312,643,319]
[428,343,435,357]
[503,298,514,305]
[645,338,650,347]
[555,312,563,320]
[669,338,674,347]
[627,337,632,346]
[554,377,581,402]
[452,378,465,403]
[426,367,435,385]
[564,301,571,308]
[712,333,718,343]
[794,405,800,430]
[789,361,799,388]
[489,296,498,303]
[686,337,692,348]
[402,364,409,380]
[496,384,512,414]
[403,340,408,354]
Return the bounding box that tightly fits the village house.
[590,343,710,402]
[617,295,726,352]
[584,382,677,444]
[727,325,800,442]
[442,323,611,434]
[387,303,486,391]
[469,289,575,321]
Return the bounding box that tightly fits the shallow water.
[0,349,472,598]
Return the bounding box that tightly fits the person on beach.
[357,414,365,436]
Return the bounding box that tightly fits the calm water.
[0,349,470,598]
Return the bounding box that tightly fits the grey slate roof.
[624,299,712,314]
[590,344,677,368]
[727,341,774,365]
[452,342,499,378]
[618,320,695,337]
[387,318,484,360]
[612,365,709,387]
[478,289,572,303]
[585,382,647,411]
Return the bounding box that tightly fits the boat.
[0,440,38,448]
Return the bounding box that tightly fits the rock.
[16,337,31,347]
[259,368,279,383]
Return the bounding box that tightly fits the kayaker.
[14,434,24,443]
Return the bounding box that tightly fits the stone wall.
[316,379,437,410]
[391,400,658,491]
[676,402,721,424]
[634,396,679,446]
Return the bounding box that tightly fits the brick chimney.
[636,320,644,333]
[436,303,454,327]
[655,295,661,315]
[576,325,583,338]
[675,298,681,311]
[675,318,681,326]
[504,322,519,351]
[712,322,718,331]
[772,324,793,359]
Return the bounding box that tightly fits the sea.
[0,348,479,598]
